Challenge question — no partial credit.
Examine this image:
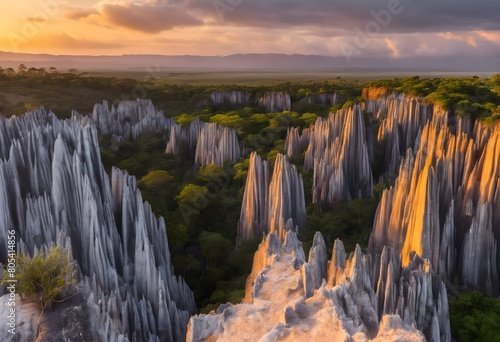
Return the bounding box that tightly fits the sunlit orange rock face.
[369,93,500,296]
[362,87,388,100]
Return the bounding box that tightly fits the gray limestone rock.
[88,99,173,141]
[237,153,306,244]
[0,109,195,341]
[296,104,373,207]
[166,119,241,166]
[258,92,292,112]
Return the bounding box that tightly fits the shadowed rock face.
[0,109,196,341]
[165,119,241,166]
[89,99,173,141]
[187,231,448,342]
[369,99,500,296]
[258,92,292,112]
[237,152,306,244]
[288,104,373,207]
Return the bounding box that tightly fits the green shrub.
[2,247,76,310]
[450,292,500,342]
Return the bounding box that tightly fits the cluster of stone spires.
[284,104,374,207]
[370,98,500,297]
[231,90,500,341]
[165,118,241,166]
[205,90,341,112]
[90,99,174,140]
[237,152,306,244]
[0,109,195,341]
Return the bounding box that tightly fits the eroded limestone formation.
[258,92,292,112]
[370,103,500,297]
[89,99,173,140]
[209,91,252,105]
[166,119,241,166]
[187,231,449,342]
[299,92,340,106]
[237,153,306,244]
[0,109,196,341]
[299,104,373,206]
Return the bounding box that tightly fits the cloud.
[185,0,500,33]
[66,8,99,20]
[24,17,49,24]
[1,32,126,52]
[99,2,203,33]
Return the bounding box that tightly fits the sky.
[1,0,500,61]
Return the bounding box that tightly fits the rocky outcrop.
[300,104,373,207]
[237,152,306,244]
[0,295,39,342]
[209,91,252,105]
[300,92,340,106]
[371,93,435,181]
[194,123,241,166]
[187,231,448,341]
[237,152,270,244]
[166,119,241,166]
[268,154,306,240]
[258,92,291,112]
[284,126,311,159]
[369,104,500,296]
[89,99,173,140]
[165,118,204,159]
[0,109,196,341]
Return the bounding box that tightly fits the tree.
[492,74,500,85]
[2,247,76,310]
[198,231,232,266]
[49,67,58,73]
[176,184,208,208]
[18,64,27,74]
[138,170,173,188]
[68,68,78,73]
[450,292,500,341]
[198,164,225,183]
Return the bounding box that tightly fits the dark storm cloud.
[185,0,500,33]
[101,2,203,33]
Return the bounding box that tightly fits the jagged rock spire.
[258,92,291,112]
[237,152,306,244]
[166,119,241,166]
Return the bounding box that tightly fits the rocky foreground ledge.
[187,231,450,342]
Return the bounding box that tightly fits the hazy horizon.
[1,0,499,71]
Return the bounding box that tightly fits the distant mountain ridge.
[0,51,498,72]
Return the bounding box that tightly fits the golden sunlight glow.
[0,1,499,58]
